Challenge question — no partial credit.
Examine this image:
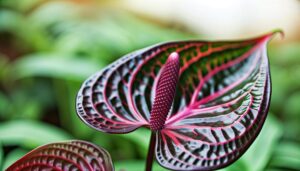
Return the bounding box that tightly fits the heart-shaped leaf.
[6,140,114,171]
[76,31,278,170]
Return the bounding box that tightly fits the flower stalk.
[146,132,156,171]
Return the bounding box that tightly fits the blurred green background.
[0,0,299,170]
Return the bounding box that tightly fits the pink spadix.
[149,52,180,131]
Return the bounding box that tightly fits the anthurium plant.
[75,31,279,171]
[7,31,279,171]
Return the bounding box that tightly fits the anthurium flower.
[76,31,279,171]
[6,140,114,171]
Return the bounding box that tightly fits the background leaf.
[116,128,151,157]
[2,148,27,170]
[10,54,103,81]
[268,142,300,170]
[0,120,72,148]
[115,160,168,171]
[0,143,3,170]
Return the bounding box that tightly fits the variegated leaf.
[156,34,273,170]
[76,32,277,170]
[6,140,114,171]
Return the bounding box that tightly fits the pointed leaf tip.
[271,29,284,38]
[262,29,284,42]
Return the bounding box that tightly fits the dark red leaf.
[6,140,114,171]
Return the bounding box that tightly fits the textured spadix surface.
[149,52,180,131]
[6,140,114,171]
[76,32,275,170]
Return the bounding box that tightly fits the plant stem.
[146,131,156,171]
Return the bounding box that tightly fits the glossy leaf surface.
[156,34,272,170]
[6,140,114,171]
[76,32,275,170]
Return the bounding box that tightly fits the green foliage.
[0,144,3,171]
[268,142,300,170]
[0,120,72,148]
[269,42,300,142]
[10,53,102,81]
[116,128,151,157]
[115,160,169,171]
[0,0,299,170]
[2,148,27,170]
